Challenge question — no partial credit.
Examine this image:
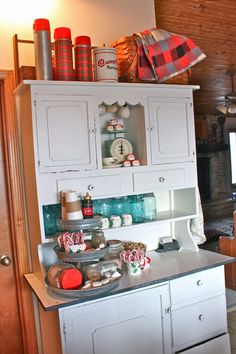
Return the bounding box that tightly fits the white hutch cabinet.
[15,81,232,354]
[15,81,199,251]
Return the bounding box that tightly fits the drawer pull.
[197,280,203,286]
[159,177,165,183]
[88,184,95,191]
[198,314,205,321]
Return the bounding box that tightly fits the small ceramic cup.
[114,123,124,131]
[101,217,110,229]
[106,125,114,132]
[117,104,130,119]
[109,118,118,126]
[123,160,131,167]
[126,153,135,161]
[121,213,132,226]
[109,215,121,228]
[106,104,118,113]
[132,159,140,166]
[98,104,106,116]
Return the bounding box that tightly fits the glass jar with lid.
[91,229,106,249]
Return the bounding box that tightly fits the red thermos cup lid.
[33,18,50,31]
[74,36,91,46]
[60,268,82,290]
[54,27,71,40]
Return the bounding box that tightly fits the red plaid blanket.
[135,28,206,82]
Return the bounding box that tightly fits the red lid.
[54,27,71,40]
[33,18,50,31]
[74,36,91,46]
[60,269,82,290]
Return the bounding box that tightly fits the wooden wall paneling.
[0,71,38,354]
[154,0,236,115]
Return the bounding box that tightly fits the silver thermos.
[33,18,53,80]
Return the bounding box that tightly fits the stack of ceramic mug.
[60,190,83,220]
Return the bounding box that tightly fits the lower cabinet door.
[177,333,231,354]
[59,285,171,354]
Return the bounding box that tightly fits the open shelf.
[99,102,147,166]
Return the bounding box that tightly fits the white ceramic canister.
[93,47,118,82]
[109,215,121,228]
[121,213,132,226]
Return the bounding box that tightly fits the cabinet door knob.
[0,255,12,267]
[198,314,205,321]
[159,177,165,183]
[197,279,203,286]
[88,184,95,191]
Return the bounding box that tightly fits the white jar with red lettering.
[93,47,118,82]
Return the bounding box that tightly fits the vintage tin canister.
[93,47,118,82]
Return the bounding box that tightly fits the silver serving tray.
[45,269,122,299]
[60,215,102,231]
[54,245,108,262]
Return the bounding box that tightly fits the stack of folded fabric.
[135,28,206,82]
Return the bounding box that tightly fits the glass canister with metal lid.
[91,229,106,249]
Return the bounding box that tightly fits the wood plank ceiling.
[154,0,236,115]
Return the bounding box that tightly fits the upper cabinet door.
[148,97,195,164]
[35,95,97,173]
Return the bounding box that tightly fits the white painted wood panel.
[172,295,227,350]
[170,266,225,308]
[57,174,122,198]
[178,334,231,354]
[148,97,195,164]
[59,285,171,354]
[133,168,185,192]
[35,95,96,172]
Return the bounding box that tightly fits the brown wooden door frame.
[0,70,38,354]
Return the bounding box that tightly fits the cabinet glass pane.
[99,102,147,168]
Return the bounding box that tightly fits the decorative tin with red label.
[93,47,118,82]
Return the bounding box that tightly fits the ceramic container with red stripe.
[93,47,118,82]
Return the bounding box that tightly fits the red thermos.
[74,36,93,81]
[54,27,74,81]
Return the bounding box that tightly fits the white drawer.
[57,174,121,198]
[172,295,227,350]
[170,267,225,308]
[178,333,230,354]
[133,168,185,192]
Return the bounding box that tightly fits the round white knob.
[197,280,203,286]
[159,177,165,183]
[199,314,205,321]
[88,184,95,191]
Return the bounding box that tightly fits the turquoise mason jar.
[143,193,157,221]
